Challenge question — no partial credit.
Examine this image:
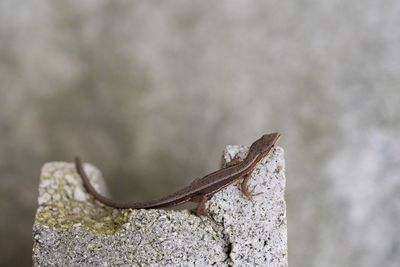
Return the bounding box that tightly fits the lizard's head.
[248,132,281,158]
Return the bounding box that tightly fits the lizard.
[75,132,281,216]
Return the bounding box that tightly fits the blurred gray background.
[1,0,399,266]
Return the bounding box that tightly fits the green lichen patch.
[35,162,130,235]
[35,201,130,235]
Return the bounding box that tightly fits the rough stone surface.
[32,146,287,266]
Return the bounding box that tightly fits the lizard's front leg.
[225,155,243,167]
[240,174,262,199]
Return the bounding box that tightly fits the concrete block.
[32,146,287,266]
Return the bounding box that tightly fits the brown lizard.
[75,132,281,216]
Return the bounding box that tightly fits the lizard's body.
[75,132,280,216]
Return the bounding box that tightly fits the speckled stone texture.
[32,146,287,267]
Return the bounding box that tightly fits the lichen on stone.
[35,162,129,235]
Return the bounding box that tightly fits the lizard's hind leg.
[191,195,210,217]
